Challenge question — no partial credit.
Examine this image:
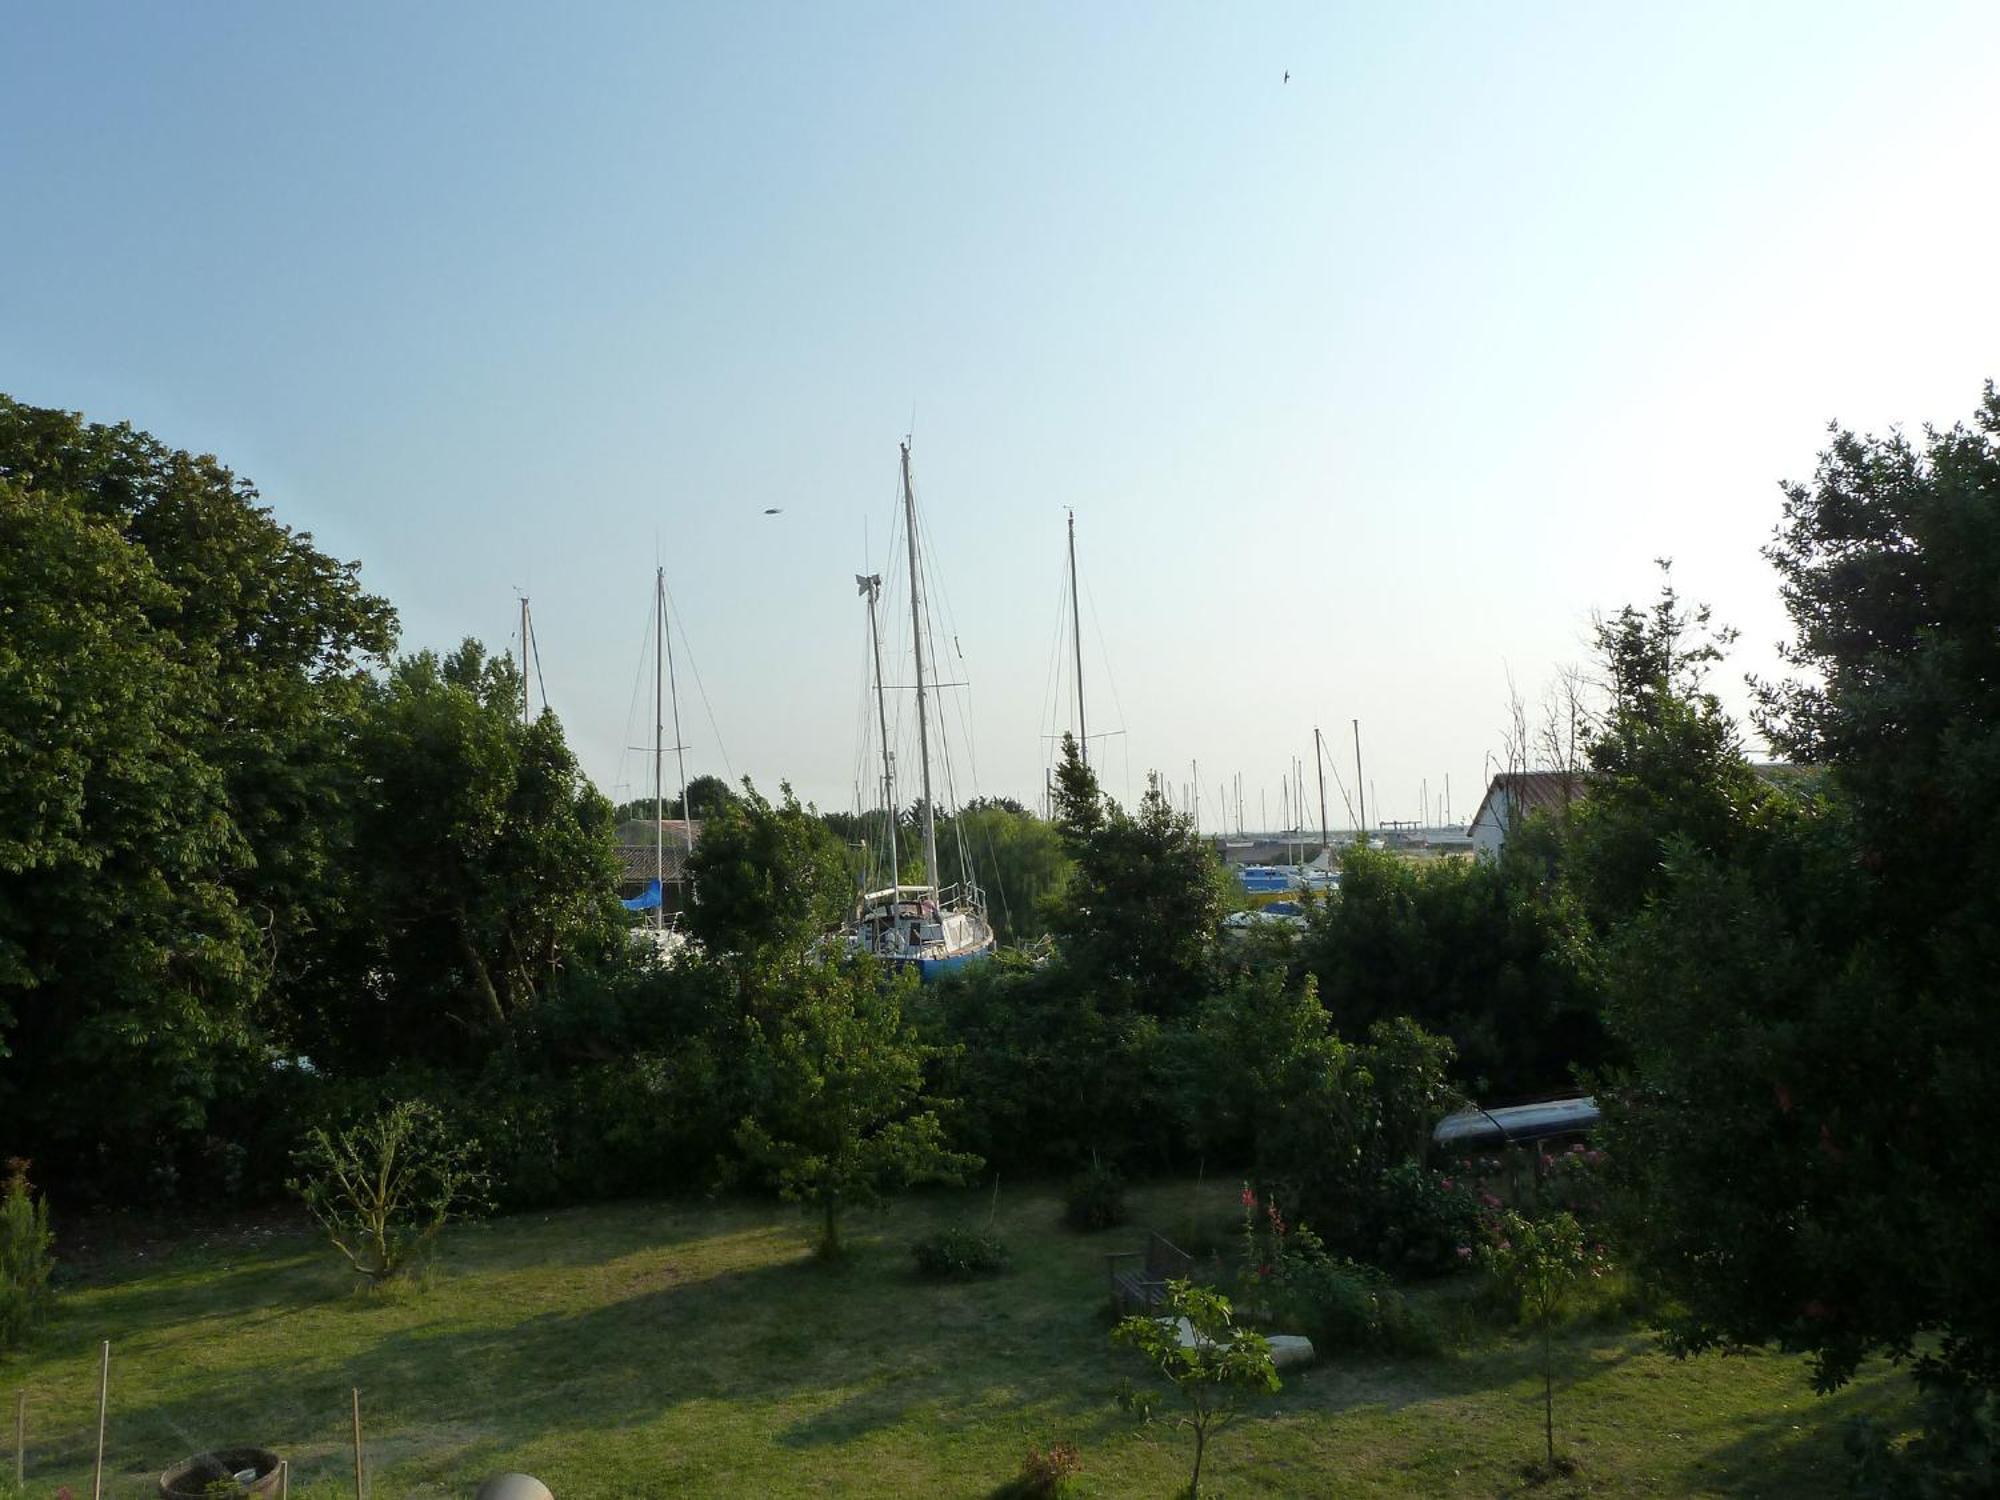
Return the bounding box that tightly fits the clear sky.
[6,2,1997,831]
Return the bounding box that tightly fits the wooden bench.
[1105,1231,1195,1316]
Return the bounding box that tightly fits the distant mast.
[653,570,665,922]
[900,441,940,892]
[1314,725,1329,856]
[662,568,692,872]
[1352,719,1368,839]
[858,572,899,888]
[1068,508,1087,767]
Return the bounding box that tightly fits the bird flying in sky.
[763,507,783,515]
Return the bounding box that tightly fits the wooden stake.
[91,1341,109,1500]
[278,1457,290,1499]
[351,1387,364,1500]
[13,1387,24,1490]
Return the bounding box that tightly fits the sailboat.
[846,440,995,980]
[624,566,694,960]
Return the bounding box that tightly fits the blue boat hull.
[888,941,995,982]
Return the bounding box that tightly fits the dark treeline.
[6,387,1999,1474]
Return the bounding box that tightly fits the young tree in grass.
[1113,1279,1280,1499]
[1483,1209,1601,1474]
[289,1100,491,1283]
[0,1159,55,1349]
[735,958,979,1259]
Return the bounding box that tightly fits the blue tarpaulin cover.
[622,879,662,911]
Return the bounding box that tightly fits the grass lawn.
[4,1178,1912,1498]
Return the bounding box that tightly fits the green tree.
[319,641,625,1068]
[1482,1209,1600,1473]
[1596,388,2000,1417]
[289,1099,491,1282]
[1048,736,1226,1017]
[0,1158,55,1348]
[685,781,851,962]
[936,799,1071,945]
[1299,843,1601,1097]
[0,397,394,1191]
[734,958,978,1258]
[1113,1279,1280,1499]
[611,772,740,825]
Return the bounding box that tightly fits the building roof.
[1466,770,1592,833]
[614,820,702,885]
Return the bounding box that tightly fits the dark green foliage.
[1846,1383,2000,1499]
[686,781,851,963]
[1593,391,2000,1436]
[911,1225,1011,1279]
[0,1158,55,1348]
[0,397,395,1195]
[936,799,1071,947]
[317,641,626,1070]
[1062,1159,1129,1233]
[734,957,980,1258]
[1299,843,1602,1098]
[1368,1161,1484,1278]
[612,772,740,824]
[1238,1191,1435,1354]
[1048,737,1226,1017]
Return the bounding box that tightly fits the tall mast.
[1314,725,1329,856]
[1352,719,1368,839]
[900,441,940,892]
[519,596,532,726]
[653,569,665,918]
[1068,509,1087,767]
[662,573,692,873]
[858,573,899,888]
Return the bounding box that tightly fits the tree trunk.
[1190,1422,1205,1499]
[454,911,509,1034]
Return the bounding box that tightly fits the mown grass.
[2,1179,1913,1497]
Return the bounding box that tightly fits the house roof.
[1467,770,1592,833]
[614,819,702,885]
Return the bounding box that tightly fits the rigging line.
[528,610,550,716]
[1316,730,1359,829]
[658,573,735,784]
[615,590,656,812]
[1079,568,1134,806]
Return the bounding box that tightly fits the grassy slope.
[4,1180,1911,1498]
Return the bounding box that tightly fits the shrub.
[1368,1161,1484,1277]
[911,1225,1010,1280]
[1063,1159,1127,1233]
[0,1158,55,1348]
[289,1099,491,1283]
[1238,1186,1435,1355]
[992,1441,1083,1498]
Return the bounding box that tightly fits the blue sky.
[6,2,1997,829]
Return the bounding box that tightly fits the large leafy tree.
[684,781,850,962]
[1048,735,1226,1016]
[1299,842,1600,1098]
[734,957,977,1258]
[0,397,394,1189]
[314,641,625,1069]
[1600,387,2000,1412]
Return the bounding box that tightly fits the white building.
[1466,770,1589,859]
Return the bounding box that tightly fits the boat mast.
[900,441,940,893]
[1068,508,1087,767]
[519,596,533,726]
[653,569,665,925]
[1314,725,1329,857]
[663,572,692,876]
[1352,719,1368,839]
[859,572,899,889]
